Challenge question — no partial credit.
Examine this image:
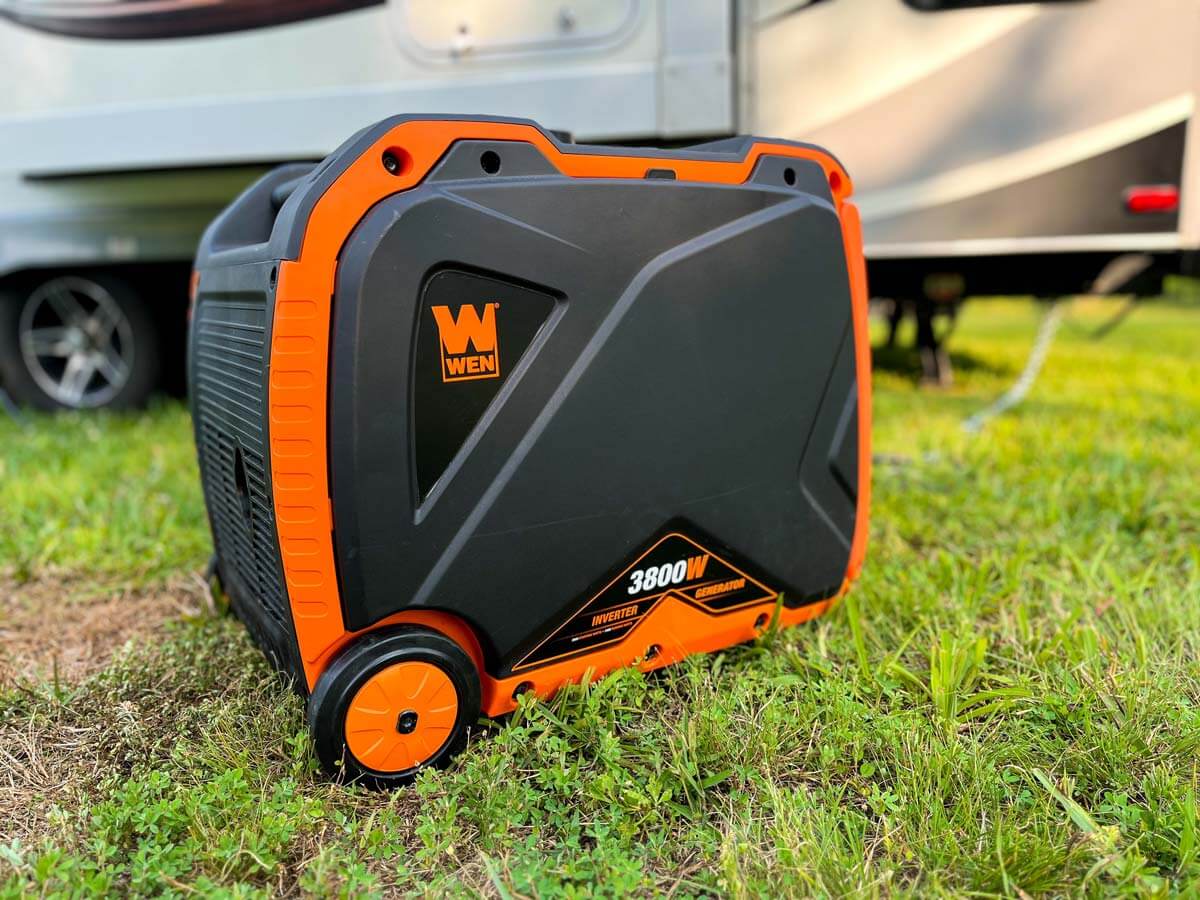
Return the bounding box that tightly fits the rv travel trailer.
[0,0,1196,408]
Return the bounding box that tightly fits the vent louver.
[192,298,290,633]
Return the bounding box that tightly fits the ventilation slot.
[193,298,290,631]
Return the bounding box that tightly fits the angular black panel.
[830,389,858,503]
[412,269,556,500]
[329,163,858,671]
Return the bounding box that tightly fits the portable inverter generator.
[188,115,870,786]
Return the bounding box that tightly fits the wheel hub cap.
[18,276,135,408]
[344,661,458,773]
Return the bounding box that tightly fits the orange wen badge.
[431,302,501,382]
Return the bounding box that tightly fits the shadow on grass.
[870,343,1010,382]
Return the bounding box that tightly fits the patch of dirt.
[0,572,211,854]
[0,572,208,685]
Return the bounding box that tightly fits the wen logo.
[431,302,500,382]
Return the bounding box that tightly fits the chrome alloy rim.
[18,276,135,408]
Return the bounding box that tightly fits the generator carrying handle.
[194,115,855,277]
[203,162,318,258]
[270,175,308,213]
[210,116,855,277]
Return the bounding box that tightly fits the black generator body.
[189,115,870,786]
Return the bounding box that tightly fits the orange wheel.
[307,625,481,787]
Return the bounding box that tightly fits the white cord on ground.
[963,298,1067,434]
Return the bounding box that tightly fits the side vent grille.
[193,298,290,631]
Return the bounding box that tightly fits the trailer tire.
[0,273,160,410]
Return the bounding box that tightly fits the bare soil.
[0,572,206,685]
[0,573,209,850]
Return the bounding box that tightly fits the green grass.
[0,404,208,586]
[2,297,1198,897]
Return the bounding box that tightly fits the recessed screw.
[512,681,534,701]
[382,152,400,174]
[645,644,661,661]
[396,710,419,734]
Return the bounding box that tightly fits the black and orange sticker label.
[432,302,501,382]
[512,532,777,672]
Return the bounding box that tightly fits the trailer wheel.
[307,625,481,788]
[0,273,159,410]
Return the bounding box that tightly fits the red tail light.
[1124,185,1179,214]
[187,270,199,322]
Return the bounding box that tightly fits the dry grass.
[0,574,210,851]
[0,573,208,686]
